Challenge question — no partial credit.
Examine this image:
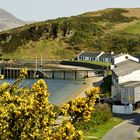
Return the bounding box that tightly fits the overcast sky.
[0,0,140,21]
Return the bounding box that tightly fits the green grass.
[1,40,76,60]
[75,60,111,67]
[83,117,123,140]
[123,21,140,34]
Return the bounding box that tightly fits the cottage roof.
[112,60,140,77]
[99,53,114,58]
[79,52,100,58]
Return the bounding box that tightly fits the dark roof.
[79,52,100,58]
[113,60,140,77]
[99,53,114,58]
[79,52,115,58]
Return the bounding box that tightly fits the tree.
[0,68,100,140]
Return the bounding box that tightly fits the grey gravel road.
[102,112,140,140]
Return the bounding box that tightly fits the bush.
[0,68,100,139]
[75,103,112,132]
[92,103,112,125]
[100,75,112,93]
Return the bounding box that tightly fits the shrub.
[75,103,112,132]
[0,68,100,139]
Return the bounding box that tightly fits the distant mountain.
[0,9,25,31]
[0,8,140,60]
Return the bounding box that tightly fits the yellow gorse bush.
[0,68,100,140]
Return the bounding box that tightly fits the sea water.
[0,79,84,105]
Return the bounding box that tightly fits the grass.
[123,21,140,34]
[83,117,123,140]
[1,40,76,60]
[75,60,111,67]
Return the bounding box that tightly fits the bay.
[0,79,84,105]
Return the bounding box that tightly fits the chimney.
[111,51,114,55]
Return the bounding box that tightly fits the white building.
[112,60,140,84]
[112,81,140,105]
[109,53,140,114]
[112,53,139,65]
[77,51,114,63]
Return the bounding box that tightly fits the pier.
[0,67,106,79]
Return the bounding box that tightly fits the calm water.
[0,79,84,105]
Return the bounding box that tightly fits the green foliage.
[100,75,112,95]
[75,60,111,67]
[91,103,112,125]
[124,21,140,34]
[84,117,122,140]
[74,103,112,133]
[102,32,140,53]
[93,8,135,23]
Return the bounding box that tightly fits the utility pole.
[40,57,43,71]
[35,57,38,71]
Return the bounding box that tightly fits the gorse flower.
[61,87,100,123]
[19,68,28,78]
[0,70,100,139]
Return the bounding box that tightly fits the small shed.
[121,81,140,104]
[112,81,140,104]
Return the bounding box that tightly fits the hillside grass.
[123,21,140,34]
[1,40,77,60]
[0,8,140,59]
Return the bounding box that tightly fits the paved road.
[102,112,140,140]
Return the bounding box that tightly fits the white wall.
[121,87,134,104]
[85,57,89,61]
[134,86,140,103]
[114,54,139,65]
[112,104,133,114]
[118,69,140,84]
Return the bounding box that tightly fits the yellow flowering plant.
[0,68,100,140]
[61,87,100,123]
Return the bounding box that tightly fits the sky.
[0,0,140,21]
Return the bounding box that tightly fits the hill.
[0,8,140,60]
[0,9,25,31]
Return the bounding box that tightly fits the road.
[102,111,140,140]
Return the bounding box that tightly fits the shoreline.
[71,77,94,99]
[70,76,103,100]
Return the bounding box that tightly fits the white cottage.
[77,51,114,63]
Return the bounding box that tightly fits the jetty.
[0,59,107,79]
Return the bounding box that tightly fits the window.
[125,56,128,59]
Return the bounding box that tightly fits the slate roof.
[99,53,114,58]
[112,60,140,77]
[79,52,100,58]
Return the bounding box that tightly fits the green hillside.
[123,21,140,34]
[0,8,140,60]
